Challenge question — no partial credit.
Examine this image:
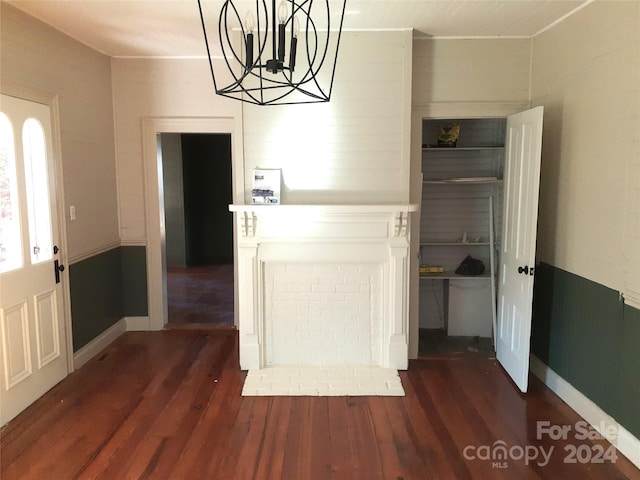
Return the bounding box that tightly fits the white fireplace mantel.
[229,204,418,370]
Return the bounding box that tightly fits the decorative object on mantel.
[197,0,347,105]
[242,366,405,396]
[252,169,281,204]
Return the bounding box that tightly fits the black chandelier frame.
[197,0,347,105]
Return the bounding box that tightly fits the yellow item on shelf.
[420,265,444,275]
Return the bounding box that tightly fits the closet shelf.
[419,271,492,280]
[421,242,491,246]
[423,177,502,185]
[422,146,504,151]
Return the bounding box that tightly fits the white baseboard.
[73,316,151,369]
[125,316,150,331]
[530,354,640,470]
[73,318,127,369]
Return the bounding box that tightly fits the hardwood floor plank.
[253,396,292,479]
[281,397,314,480]
[81,332,212,480]
[128,333,232,478]
[380,396,431,479]
[166,264,234,327]
[406,364,475,480]
[439,358,543,479]
[0,340,143,470]
[308,397,334,479]
[212,395,259,479]
[1,333,190,479]
[419,361,514,479]
[344,397,385,480]
[231,398,272,480]
[367,397,409,479]
[326,397,358,480]
[166,364,246,479]
[397,369,460,478]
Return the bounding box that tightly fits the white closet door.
[496,106,544,393]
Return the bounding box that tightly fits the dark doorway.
[160,133,234,328]
[182,134,233,265]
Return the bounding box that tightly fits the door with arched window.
[0,94,68,425]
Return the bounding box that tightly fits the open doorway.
[159,133,234,328]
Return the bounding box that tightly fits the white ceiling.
[5,0,590,58]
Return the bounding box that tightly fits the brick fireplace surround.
[229,204,416,395]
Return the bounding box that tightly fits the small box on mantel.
[252,169,281,204]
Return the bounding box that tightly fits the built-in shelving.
[419,117,506,341]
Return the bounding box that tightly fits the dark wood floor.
[418,328,494,356]
[1,330,638,480]
[166,264,234,328]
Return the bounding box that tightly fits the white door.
[496,106,544,393]
[0,94,69,425]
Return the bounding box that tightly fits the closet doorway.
[160,133,234,328]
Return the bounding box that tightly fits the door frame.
[1,80,74,373]
[142,117,244,331]
[409,101,530,359]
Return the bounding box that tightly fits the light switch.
[70,205,76,221]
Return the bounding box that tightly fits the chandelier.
[197,0,347,105]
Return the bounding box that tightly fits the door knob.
[518,265,529,275]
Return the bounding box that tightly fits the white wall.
[531,1,640,307]
[412,38,531,106]
[243,30,413,204]
[111,58,242,244]
[1,4,119,262]
[113,31,413,233]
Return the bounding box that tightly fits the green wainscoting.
[121,246,148,316]
[532,262,640,439]
[69,246,147,351]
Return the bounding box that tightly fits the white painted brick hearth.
[242,365,405,396]
[265,263,382,366]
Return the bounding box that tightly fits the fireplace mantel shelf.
[229,204,418,214]
[230,203,418,239]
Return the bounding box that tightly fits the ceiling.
[5,0,590,58]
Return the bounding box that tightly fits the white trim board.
[530,355,640,470]
[72,316,150,369]
[141,116,243,332]
[73,318,127,369]
[125,316,151,331]
[67,240,121,265]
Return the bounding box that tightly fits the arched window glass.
[23,118,52,264]
[0,112,23,273]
